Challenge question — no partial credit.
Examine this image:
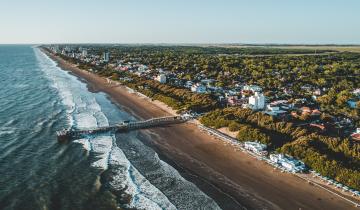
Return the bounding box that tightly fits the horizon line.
[1,43,360,46]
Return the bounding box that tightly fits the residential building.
[266,104,280,112]
[264,104,287,116]
[82,49,88,57]
[351,133,360,141]
[137,64,148,72]
[283,87,294,95]
[270,153,306,173]
[191,83,207,93]
[347,99,358,108]
[299,107,321,116]
[243,85,262,93]
[185,81,193,88]
[352,88,360,97]
[351,128,360,141]
[227,96,247,106]
[313,88,322,96]
[309,123,326,132]
[103,52,110,62]
[201,79,216,87]
[155,74,167,84]
[249,92,265,110]
[244,141,267,155]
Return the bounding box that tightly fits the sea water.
[0,45,221,210]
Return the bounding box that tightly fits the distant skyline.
[1,0,360,44]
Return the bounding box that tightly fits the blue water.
[0,45,221,210]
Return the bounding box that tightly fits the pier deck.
[56,115,188,142]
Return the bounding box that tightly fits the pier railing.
[57,115,188,142]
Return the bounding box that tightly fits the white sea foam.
[89,136,113,170]
[34,48,178,209]
[13,84,29,89]
[34,50,76,128]
[0,129,15,136]
[121,133,222,210]
[109,144,177,210]
[73,138,91,151]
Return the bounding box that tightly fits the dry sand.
[44,50,358,210]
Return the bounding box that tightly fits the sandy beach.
[44,50,358,210]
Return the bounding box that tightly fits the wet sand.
[43,50,358,210]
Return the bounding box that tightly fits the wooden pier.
[56,115,188,142]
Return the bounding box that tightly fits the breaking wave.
[34,48,178,209]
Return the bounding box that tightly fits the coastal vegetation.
[85,45,359,125]
[122,76,219,113]
[200,108,360,190]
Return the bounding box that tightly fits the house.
[299,107,321,116]
[264,104,287,116]
[155,74,166,84]
[117,66,129,71]
[313,88,322,96]
[244,141,267,155]
[218,95,225,102]
[311,109,321,116]
[353,88,360,97]
[300,84,313,92]
[309,123,326,132]
[267,104,280,112]
[243,85,262,93]
[270,153,306,173]
[168,78,183,86]
[249,92,265,110]
[347,99,358,108]
[137,64,148,72]
[351,128,360,141]
[283,87,294,95]
[351,133,360,141]
[207,86,222,93]
[227,96,247,106]
[191,83,207,93]
[300,107,311,114]
[270,100,293,110]
[201,79,216,87]
[185,81,193,88]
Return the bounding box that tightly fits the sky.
[0,0,359,44]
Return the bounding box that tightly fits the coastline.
[43,49,358,210]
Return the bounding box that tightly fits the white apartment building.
[103,52,110,62]
[82,49,88,57]
[249,92,265,110]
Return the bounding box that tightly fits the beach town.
[2,1,360,210]
[42,44,360,209]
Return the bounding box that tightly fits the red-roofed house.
[311,109,321,116]
[310,123,326,132]
[351,133,360,141]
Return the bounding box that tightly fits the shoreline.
[42,49,359,210]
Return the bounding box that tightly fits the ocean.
[0,45,221,210]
